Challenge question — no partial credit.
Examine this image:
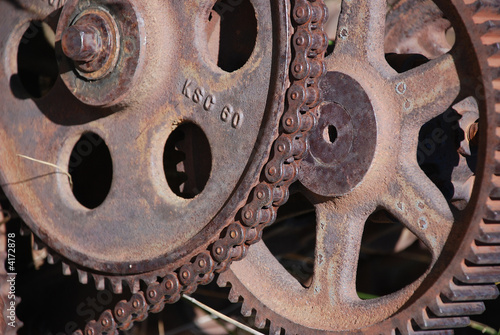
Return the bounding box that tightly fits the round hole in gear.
[68,133,113,209]
[16,21,58,98]
[207,0,257,72]
[163,123,212,199]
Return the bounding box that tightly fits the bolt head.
[61,25,101,62]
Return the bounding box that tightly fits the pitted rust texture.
[0,0,500,334]
[219,0,500,333]
[300,71,377,196]
[56,0,141,106]
[0,0,290,288]
[78,0,328,333]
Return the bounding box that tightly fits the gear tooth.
[19,222,30,236]
[32,235,46,250]
[77,269,89,285]
[484,198,500,220]
[92,274,106,290]
[490,175,500,197]
[254,311,267,329]
[492,69,500,88]
[403,320,454,334]
[269,322,282,335]
[141,275,157,286]
[404,320,415,335]
[216,275,229,288]
[467,241,500,264]
[413,308,470,330]
[478,19,500,37]
[478,221,500,243]
[393,327,412,335]
[495,151,500,175]
[240,300,253,317]
[61,262,72,276]
[457,262,500,283]
[428,295,485,316]
[46,251,59,265]
[484,43,499,59]
[110,278,123,294]
[443,279,499,301]
[125,278,140,293]
[228,287,240,303]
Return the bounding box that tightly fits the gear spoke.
[311,199,375,304]
[380,166,454,259]
[394,53,460,127]
[332,0,386,63]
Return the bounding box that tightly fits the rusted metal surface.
[0,0,499,334]
[56,0,142,105]
[78,0,328,333]
[220,0,500,333]
[0,0,290,293]
[300,71,377,196]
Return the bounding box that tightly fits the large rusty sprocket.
[219,0,500,333]
[0,0,293,293]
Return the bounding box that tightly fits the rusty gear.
[0,0,500,334]
[0,0,293,295]
[219,0,500,334]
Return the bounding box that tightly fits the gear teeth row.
[467,0,500,23]
[35,237,142,296]
[403,1,500,333]
[218,276,289,335]
[400,3,500,335]
[59,258,145,294]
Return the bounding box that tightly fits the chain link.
[77,1,328,333]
